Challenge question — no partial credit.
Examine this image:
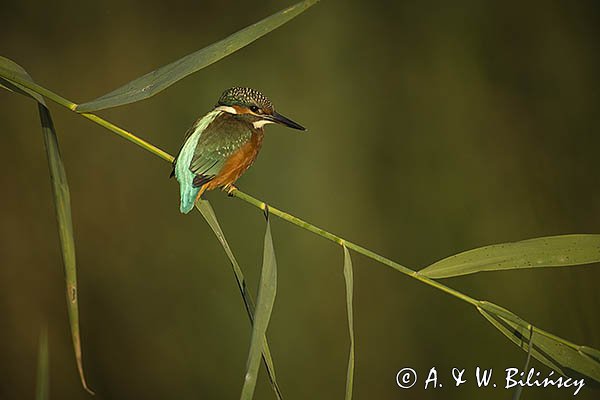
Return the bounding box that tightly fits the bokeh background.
[1,0,599,399]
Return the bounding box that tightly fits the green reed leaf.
[0,57,45,103]
[240,217,278,400]
[0,56,93,394]
[196,201,282,399]
[35,327,49,400]
[39,105,93,394]
[76,0,319,112]
[478,301,600,384]
[420,234,600,278]
[581,347,600,363]
[512,326,533,400]
[342,245,355,400]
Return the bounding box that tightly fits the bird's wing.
[189,112,253,187]
[170,120,199,177]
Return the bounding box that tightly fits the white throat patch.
[253,120,274,129]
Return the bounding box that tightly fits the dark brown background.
[1,1,599,399]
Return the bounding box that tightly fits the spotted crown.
[218,87,274,113]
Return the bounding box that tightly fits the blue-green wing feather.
[174,110,220,213]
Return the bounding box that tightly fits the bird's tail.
[180,184,201,214]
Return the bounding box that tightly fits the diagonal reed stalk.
[0,66,478,305]
[3,68,599,386]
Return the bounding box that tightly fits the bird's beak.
[269,111,306,131]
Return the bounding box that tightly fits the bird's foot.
[224,184,238,197]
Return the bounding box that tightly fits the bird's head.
[215,87,305,131]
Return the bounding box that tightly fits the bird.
[171,87,306,214]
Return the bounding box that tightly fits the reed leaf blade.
[240,217,278,400]
[478,301,600,384]
[76,0,319,112]
[0,56,45,103]
[0,56,93,394]
[342,245,355,400]
[35,327,50,400]
[512,327,533,400]
[420,234,600,278]
[196,201,282,399]
[38,105,94,394]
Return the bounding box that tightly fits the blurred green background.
[1,0,599,399]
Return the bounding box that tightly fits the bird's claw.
[224,184,238,197]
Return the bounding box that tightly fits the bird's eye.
[250,105,261,113]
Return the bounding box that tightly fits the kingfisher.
[171,87,305,213]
